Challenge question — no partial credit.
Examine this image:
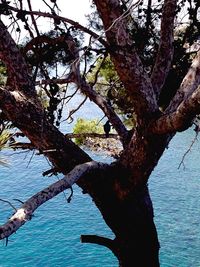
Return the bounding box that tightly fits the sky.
[56,0,91,24]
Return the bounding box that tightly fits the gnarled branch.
[81,234,117,256]
[5,5,108,47]
[0,161,109,240]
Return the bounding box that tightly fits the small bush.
[73,118,103,145]
[0,130,10,150]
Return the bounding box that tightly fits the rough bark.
[0,161,109,239]
[151,0,177,100]
[150,86,200,134]
[0,86,91,172]
[93,0,158,121]
[166,50,200,113]
[150,50,200,134]
[0,4,168,267]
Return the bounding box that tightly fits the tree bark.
[115,186,160,267]
[88,173,160,267]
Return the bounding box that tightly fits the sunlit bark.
[0,161,109,240]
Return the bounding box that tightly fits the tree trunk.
[84,162,161,266]
[86,132,171,266]
[95,184,160,267]
[115,186,160,267]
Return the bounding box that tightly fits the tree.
[0,0,200,266]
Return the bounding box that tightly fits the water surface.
[0,107,200,266]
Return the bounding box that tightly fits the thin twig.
[0,199,17,212]
[178,130,199,169]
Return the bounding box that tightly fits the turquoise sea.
[0,95,200,266]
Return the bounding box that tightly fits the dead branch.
[88,55,107,87]
[27,0,40,37]
[178,130,198,169]
[76,77,128,143]
[64,96,87,123]
[81,235,117,256]
[6,5,108,47]
[35,77,73,86]
[10,142,35,150]
[0,199,17,212]
[42,167,58,177]
[65,133,119,140]
[0,161,109,240]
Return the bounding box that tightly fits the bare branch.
[10,142,35,150]
[151,0,177,100]
[0,199,17,212]
[76,76,128,144]
[81,235,117,256]
[64,96,87,123]
[89,55,107,87]
[0,161,109,240]
[178,130,198,169]
[65,133,119,140]
[6,5,108,47]
[26,0,40,36]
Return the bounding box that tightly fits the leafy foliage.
[0,130,11,166]
[87,56,135,119]
[83,0,199,119]
[0,0,199,131]
[73,118,103,145]
[24,31,78,69]
[0,61,6,85]
[0,130,10,150]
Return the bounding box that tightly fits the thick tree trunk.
[85,132,171,266]
[85,163,161,266]
[114,186,160,267]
